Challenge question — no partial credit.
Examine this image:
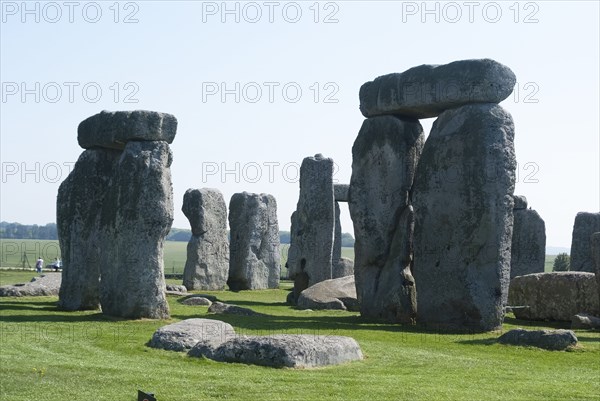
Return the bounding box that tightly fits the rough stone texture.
[334,184,349,202]
[182,188,229,291]
[98,141,173,319]
[181,297,213,306]
[287,155,335,298]
[165,290,187,296]
[166,284,187,293]
[592,232,600,308]
[228,192,280,291]
[208,302,263,316]
[511,209,546,278]
[297,275,358,311]
[349,116,423,323]
[333,258,354,279]
[497,329,578,351]
[570,213,600,272]
[508,272,599,321]
[513,195,528,210]
[182,293,218,303]
[57,148,120,310]
[0,274,62,297]
[571,313,600,330]
[148,318,235,352]
[412,103,516,332]
[78,110,177,150]
[360,59,516,119]
[189,335,363,368]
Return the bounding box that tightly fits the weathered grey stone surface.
[182,188,229,291]
[592,232,600,308]
[333,258,354,279]
[349,116,423,323]
[181,297,212,306]
[57,148,120,310]
[508,272,599,321]
[166,284,187,293]
[189,334,363,368]
[297,275,358,311]
[513,195,528,210]
[571,313,600,330]
[78,110,177,150]
[359,59,516,119]
[412,103,516,332]
[511,209,546,278]
[497,329,577,351]
[228,192,280,291]
[182,293,218,302]
[570,213,600,272]
[148,318,235,352]
[0,274,62,297]
[208,301,263,316]
[287,155,335,298]
[334,184,349,202]
[99,141,173,319]
[165,290,187,296]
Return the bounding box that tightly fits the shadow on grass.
[503,316,570,330]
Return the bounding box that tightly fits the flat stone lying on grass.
[189,334,363,368]
[166,284,187,293]
[297,275,359,311]
[571,313,600,330]
[208,302,263,316]
[148,318,235,352]
[181,297,212,306]
[508,272,599,321]
[0,274,62,297]
[497,329,578,351]
[165,291,188,296]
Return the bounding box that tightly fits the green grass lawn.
[0,284,598,401]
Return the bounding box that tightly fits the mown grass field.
[0,276,598,400]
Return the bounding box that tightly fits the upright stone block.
[228,192,280,290]
[570,212,600,272]
[592,232,600,308]
[99,141,173,319]
[348,116,424,323]
[182,188,229,291]
[57,149,120,310]
[412,103,516,332]
[287,155,335,295]
[511,207,546,278]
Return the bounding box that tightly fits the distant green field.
[0,239,355,276]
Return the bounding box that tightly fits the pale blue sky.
[1,1,599,248]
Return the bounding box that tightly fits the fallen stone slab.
[78,110,177,150]
[208,302,263,316]
[0,274,62,297]
[508,272,599,321]
[148,318,235,352]
[571,313,600,330]
[189,334,363,368]
[181,297,212,306]
[497,329,578,351]
[297,275,359,311]
[165,291,188,297]
[166,284,187,293]
[359,59,516,118]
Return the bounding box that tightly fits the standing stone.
[228,192,280,290]
[359,59,516,119]
[570,212,600,272]
[412,103,516,332]
[592,232,600,308]
[334,184,349,202]
[99,141,173,319]
[287,155,335,297]
[182,188,229,291]
[349,116,424,323]
[331,201,354,279]
[513,195,528,210]
[58,149,120,310]
[511,207,546,278]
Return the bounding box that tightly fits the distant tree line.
[0,221,356,247]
